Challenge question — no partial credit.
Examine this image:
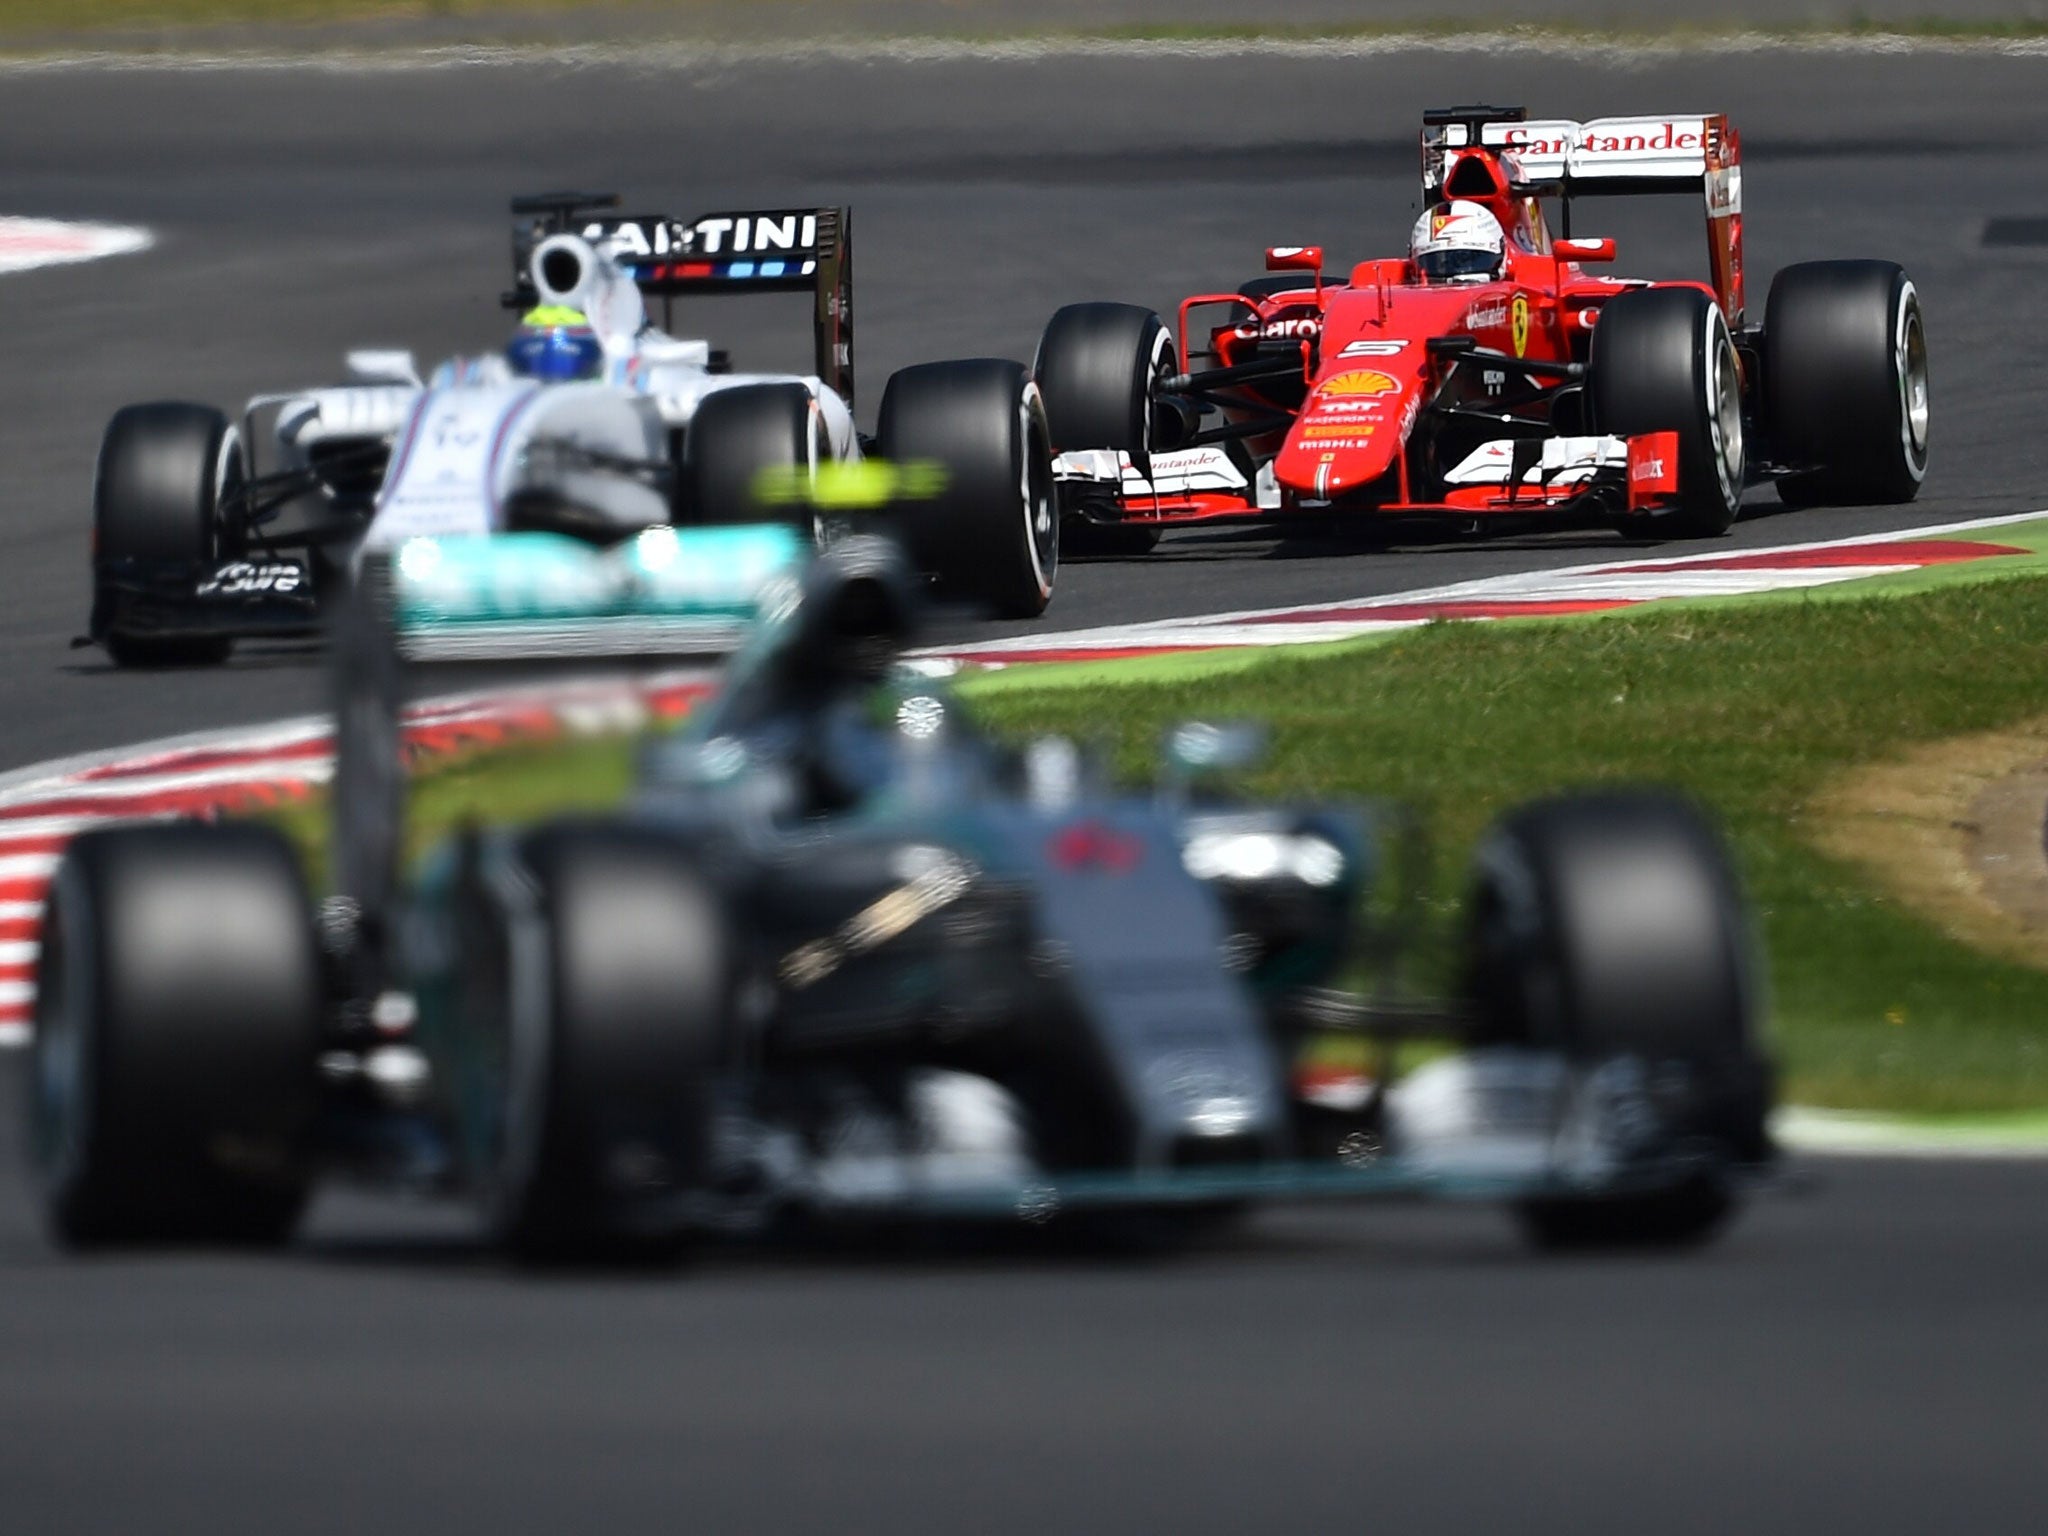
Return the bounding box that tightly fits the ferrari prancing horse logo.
[1510,294,1531,358]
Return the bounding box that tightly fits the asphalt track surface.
[2,45,2047,1533]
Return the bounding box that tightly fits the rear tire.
[468,827,734,1262]
[680,382,818,532]
[92,401,241,667]
[1464,791,1772,1250]
[1590,287,1746,538]
[1764,260,1929,506]
[30,825,322,1247]
[877,358,1058,619]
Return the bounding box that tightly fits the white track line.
[942,509,2048,657]
[1776,1108,2048,1159]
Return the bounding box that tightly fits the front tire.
[877,358,1058,619]
[466,827,734,1262]
[1465,791,1772,1249]
[91,401,242,667]
[1590,287,1746,538]
[679,382,819,532]
[1764,260,1929,506]
[31,825,322,1247]
[1034,302,1176,482]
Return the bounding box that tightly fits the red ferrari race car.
[1035,104,1930,547]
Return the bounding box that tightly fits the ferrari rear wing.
[503,192,857,410]
[1420,105,1745,326]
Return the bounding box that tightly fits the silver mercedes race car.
[83,193,1059,666]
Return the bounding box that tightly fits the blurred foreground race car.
[83,194,1057,666]
[1040,105,1929,548]
[33,533,1775,1259]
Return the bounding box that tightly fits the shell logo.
[1319,370,1399,397]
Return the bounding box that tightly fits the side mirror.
[1264,245,1324,274]
[1553,238,1617,264]
[346,349,422,386]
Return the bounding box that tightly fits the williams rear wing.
[504,193,856,410]
[1420,106,1745,327]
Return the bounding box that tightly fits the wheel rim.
[1139,322,1176,471]
[1019,383,1058,602]
[30,893,83,1183]
[1705,313,1745,510]
[1896,284,1930,474]
[213,426,246,559]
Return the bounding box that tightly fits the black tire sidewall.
[1468,791,1758,1065]
[1763,260,1927,504]
[877,357,1057,618]
[680,382,817,530]
[93,401,239,665]
[1590,287,1744,536]
[1033,302,1174,479]
[31,826,320,1245]
[480,827,733,1258]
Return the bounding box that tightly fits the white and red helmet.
[1410,200,1506,285]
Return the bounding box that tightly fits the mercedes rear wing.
[503,192,856,410]
[1420,105,1745,327]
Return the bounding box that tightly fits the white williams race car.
[84,193,1058,666]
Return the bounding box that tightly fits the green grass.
[277,569,2048,1116]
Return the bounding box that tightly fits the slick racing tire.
[1034,302,1177,483]
[876,357,1058,619]
[30,825,322,1248]
[466,826,733,1263]
[92,401,243,667]
[1590,287,1746,538]
[1464,792,1772,1250]
[680,381,821,531]
[1764,260,1929,507]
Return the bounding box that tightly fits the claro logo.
[1232,316,1322,340]
[1631,456,1667,482]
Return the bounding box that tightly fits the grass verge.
[280,569,2048,1116]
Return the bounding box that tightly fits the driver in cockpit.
[504,305,606,381]
[1408,199,1508,286]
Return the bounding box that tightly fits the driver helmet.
[1410,200,1506,285]
[506,305,604,381]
